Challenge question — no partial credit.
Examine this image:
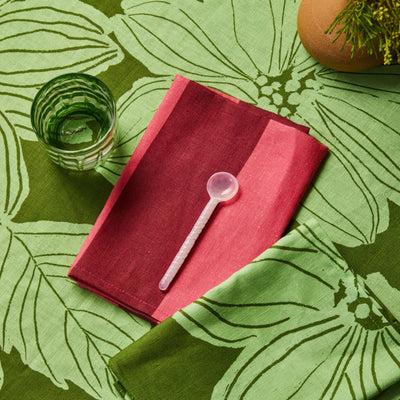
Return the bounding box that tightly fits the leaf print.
[0,3,152,395]
[0,92,35,142]
[0,347,97,399]
[0,359,3,391]
[113,0,248,77]
[0,220,151,398]
[112,0,400,250]
[336,200,400,325]
[97,76,174,184]
[13,139,114,225]
[0,0,123,91]
[295,66,400,246]
[315,69,400,104]
[0,109,29,221]
[174,221,400,399]
[112,0,259,102]
[228,0,301,77]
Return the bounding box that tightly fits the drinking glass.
[31,73,117,171]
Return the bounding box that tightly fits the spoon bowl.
[207,172,239,201]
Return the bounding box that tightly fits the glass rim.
[30,72,117,155]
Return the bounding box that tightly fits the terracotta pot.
[297,0,383,72]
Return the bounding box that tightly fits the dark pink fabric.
[68,75,328,323]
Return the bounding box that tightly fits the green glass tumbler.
[31,73,117,171]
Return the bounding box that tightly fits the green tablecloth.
[109,220,400,400]
[0,0,399,399]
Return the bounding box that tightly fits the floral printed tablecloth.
[1,0,399,399]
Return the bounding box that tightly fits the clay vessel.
[297,0,383,72]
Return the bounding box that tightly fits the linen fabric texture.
[68,75,328,323]
[109,220,400,400]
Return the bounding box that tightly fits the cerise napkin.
[68,75,328,323]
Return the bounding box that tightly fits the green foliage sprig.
[325,0,400,65]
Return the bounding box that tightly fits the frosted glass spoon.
[159,172,239,291]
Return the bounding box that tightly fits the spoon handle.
[159,198,218,291]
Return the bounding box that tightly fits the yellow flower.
[383,40,393,64]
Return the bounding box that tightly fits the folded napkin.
[68,75,328,323]
[109,220,400,400]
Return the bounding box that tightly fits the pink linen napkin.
[68,75,328,323]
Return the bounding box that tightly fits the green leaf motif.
[113,0,250,77]
[0,0,124,91]
[14,139,114,225]
[0,110,29,221]
[111,0,259,102]
[0,1,153,396]
[1,348,96,400]
[1,0,399,398]
[0,220,151,399]
[297,72,400,247]
[336,200,400,326]
[111,0,400,249]
[0,358,3,391]
[0,92,35,142]
[337,200,400,292]
[174,221,400,399]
